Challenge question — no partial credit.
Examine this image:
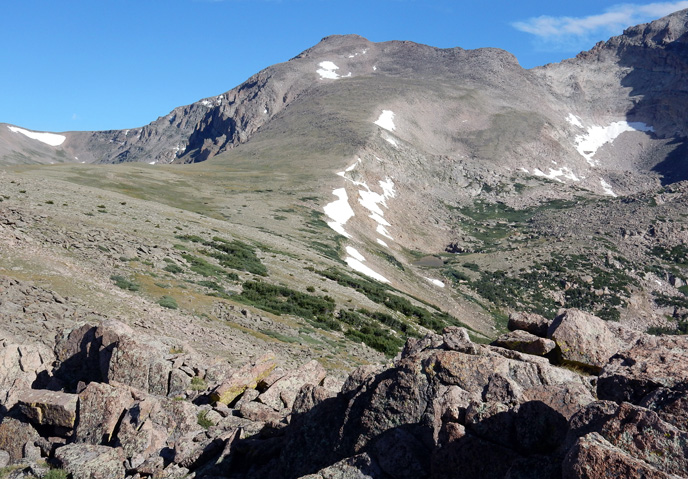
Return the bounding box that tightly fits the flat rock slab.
[55,444,125,479]
[493,330,556,356]
[210,352,277,405]
[17,389,78,428]
[508,312,552,337]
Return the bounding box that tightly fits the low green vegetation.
[339,309,406,356]
[237,280,336,325]
[190,376,207,391]
[176,234,267,276]
[163,263,184,274]
[651,244,688,265]
[197,410,213,429]
[202,237,267,276]
[467,253,635,321]
[158,295,178,309]
[180,253,238,280]
[111,274,140,292]
[316,267,461,332]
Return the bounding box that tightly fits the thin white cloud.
[513,2,688,44]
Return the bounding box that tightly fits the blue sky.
[2,0,686,132]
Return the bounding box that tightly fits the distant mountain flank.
[3,11,688,195]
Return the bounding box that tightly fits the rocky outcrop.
[597,335,688,403]
[0,306,686,479]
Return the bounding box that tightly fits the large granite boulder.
[548,309,622,372]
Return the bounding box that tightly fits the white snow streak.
[424,277,445,288]
[533,167,580,183]
[385,137,399,148]
[600,178,617,197]
[575,121,654,166]
[324,188,354,238]
[374,110,396,131]
[566,113,584,128]
[377,224,393,239]
[345,257,390,283]
[377,238,389,248]
[7,126,65,146]
[345,246,366,262]
[317,61,340,79]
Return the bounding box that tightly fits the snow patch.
[385,137,398,148]
[374,110,396,131]
[575,121,654,166]
[353,177,397,240]
[7,126,65,146]
[424,277,445,288]
[317,61,340,79]
[201,100,212,107]
[566,114,584,128]
[345,246,365,262]
[533,167,580,183]
[149,161,156,165]
[377,238,389,248]
[377,224,393,239]
[324,188,354,238]
[369,213,390,226]
[519,167,529,173]
[600,178,617,197]
[345,257,390,283]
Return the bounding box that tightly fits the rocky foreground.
[1,280,687,479]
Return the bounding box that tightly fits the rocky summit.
[2,8,688,479]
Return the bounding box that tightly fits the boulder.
[300,453,384,479]
[492,330,556,356]
[0,341,54,409]
[567,401,688,477]
[442,327,479,354]
[548,309,621,372]
[562,432,678,479]
[639,386,688,431]
[54,321,187,397]
[371,428,430,479]
[508,312,551,337]
[17,389,78,429]
[292,384,337,415]
[210,353,277,405]
[238,401,284,424]
[55,444,125,479]
[0,414,41,463]
[75,382,135,445]
[258,360,326,411]
[598,335,688,403]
